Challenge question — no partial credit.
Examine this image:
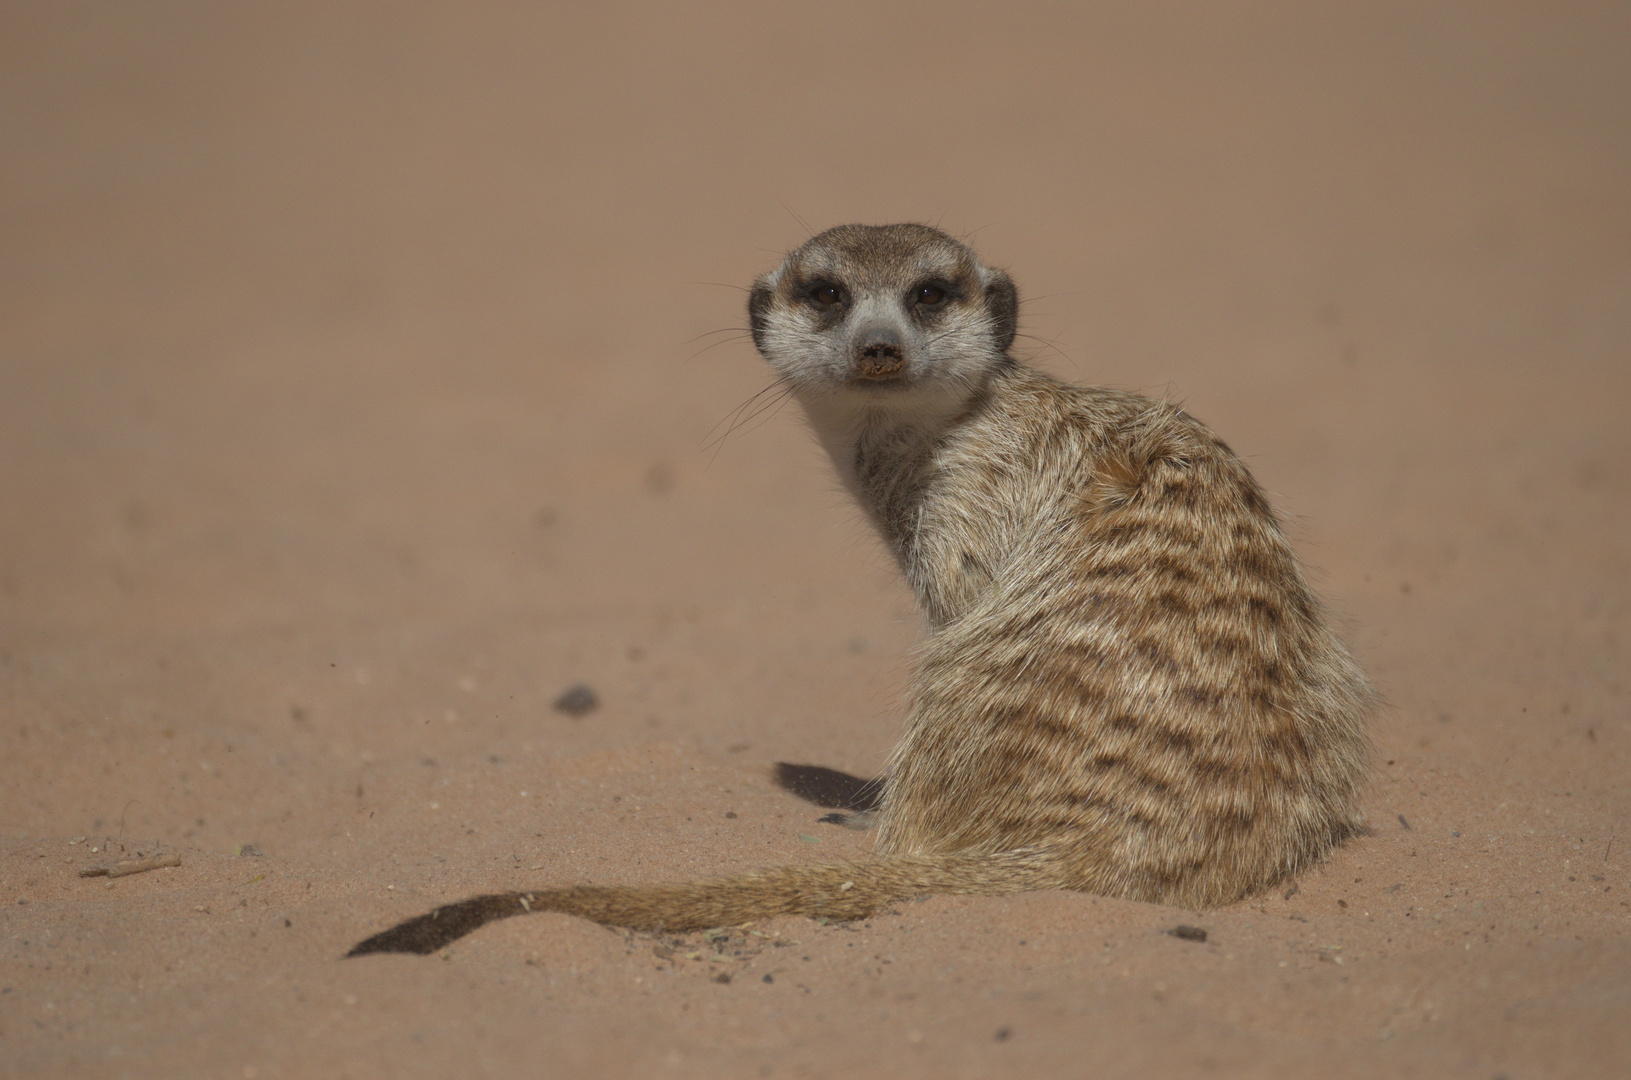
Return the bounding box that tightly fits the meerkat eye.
[915,284,947,306]
[810,282,844,307]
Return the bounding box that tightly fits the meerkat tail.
[346,849,1067,956]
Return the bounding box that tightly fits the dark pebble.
[1170,925,1208,943]
[553,684,599,716]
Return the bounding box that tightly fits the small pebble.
[1170,925,1208,943]
[553,685,598,717]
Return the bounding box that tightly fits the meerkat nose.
[853,323,906,379]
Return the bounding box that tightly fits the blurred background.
[1,3,1627,1075]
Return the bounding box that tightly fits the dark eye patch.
[807,280,846,307]
[911,280,960,310]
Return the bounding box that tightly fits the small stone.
[553,685,598,717]
[644,462,676,494]
[1170,925,1208,943]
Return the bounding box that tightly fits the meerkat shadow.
[772,763,884,816]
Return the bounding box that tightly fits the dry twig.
[79,853,182,879]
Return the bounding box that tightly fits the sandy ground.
[2,3,1628,1077]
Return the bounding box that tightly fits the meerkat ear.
[981,268,1018,354]
[748,281,776,353]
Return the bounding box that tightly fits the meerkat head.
[748,224,1018,416]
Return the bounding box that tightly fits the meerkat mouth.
[847,370,911,389]
[853,366,907,383]
[851,354,908,382]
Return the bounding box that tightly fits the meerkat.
[347,223,1372,956]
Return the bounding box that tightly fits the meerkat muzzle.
[854,351,907,379]
[853,325,907,380]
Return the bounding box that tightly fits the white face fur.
[748,224,1018,439]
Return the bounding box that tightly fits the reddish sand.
[2,4,1627,1077]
